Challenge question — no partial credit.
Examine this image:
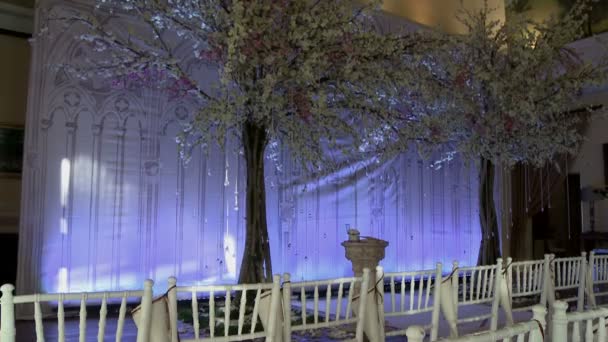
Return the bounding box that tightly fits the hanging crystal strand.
[500,166,504,219]
[485,161,490,241]
[234,161,239,212]
[540,166,544,212]
[547,164,552,209]
[566,162,571,239]
[224,159,230,187]
[504,166,510,240]
[505,166,510,239]
[509,166,513,229]
[418,159,425,260]
[525,165,529,213]
[442,157,446,240]
[453,160,459,246]
[501,166,506,240]
[482,161,486,241]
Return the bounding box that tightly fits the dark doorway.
[0,233,19,286]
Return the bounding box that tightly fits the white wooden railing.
[550,253,587,312]
[282,268,371,342]
[1,254,605,342]
[505,253,588,314]
[451,258,503,330]
[166,275,282,342]
[552,300,608,342]
[405,305,546,342]
[505,255,549,312]
[0,280,154,342]
[587,251,608,308]
[376,263,443,341]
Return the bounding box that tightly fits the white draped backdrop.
[17,1,482,295]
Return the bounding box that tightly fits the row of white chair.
[505,251,608,313]
[0,281,155,342]
[0,270,372,342]
[586,251,608,308]
[165,270,373,342]
[377,258,504,341]
[552,300,608,342]
[1,252,603,342]
[408,299,608,342]
[377,252,594,341]
[406,305,547,342]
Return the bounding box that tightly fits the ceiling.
[382,0,506,34]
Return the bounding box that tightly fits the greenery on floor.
[176,299,322,337]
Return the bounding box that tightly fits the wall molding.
[0,2,33,35]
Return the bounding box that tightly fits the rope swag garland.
[532,319,545,341]
[442,267,459,284]
[352,274,385,305]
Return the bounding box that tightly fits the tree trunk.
[238,122,273,284]
[477,158,501,266]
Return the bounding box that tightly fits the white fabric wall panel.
[157,122,181,282]
[70,106,94,290]
[116,116,143,288]
[16,1,483,296]
[96,115,121,290]
[40,109,66,293]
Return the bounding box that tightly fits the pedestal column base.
[342,235,389,342]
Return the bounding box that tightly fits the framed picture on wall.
[0,124,24,177]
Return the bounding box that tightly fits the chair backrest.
[0,280,154,342]
[505,256,548,312]
[552,300,608,342]
[451,259,503,330]
[377,263,443,341]
[166,275,281,342]
[586,251,608,308]
[282,268,370,342]
[550,253,587,311]
[415,305,547,342]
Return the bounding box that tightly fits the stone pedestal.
[342,232,388,342]
[342,237,389,283]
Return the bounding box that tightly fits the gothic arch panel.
[197,142,228,282]
[39,108,68,293]
[92,113,121,290]
[179,145,204,280]
[156,122,182,282]
[68,108,95,291]
[114,115,144,289]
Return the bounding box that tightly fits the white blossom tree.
[425,0,607,264]
[48,0,446,283]
[45,0,605,282]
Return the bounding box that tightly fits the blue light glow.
[27,110,480,294]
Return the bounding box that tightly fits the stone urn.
[341,229,388,342]
[342,229,389,281]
